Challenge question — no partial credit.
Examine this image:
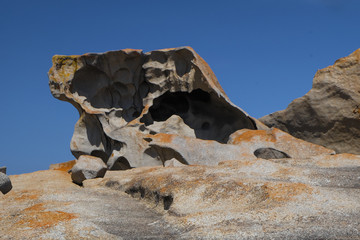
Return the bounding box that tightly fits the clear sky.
[1,0,360,175]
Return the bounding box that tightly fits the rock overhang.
[49,47,266,168]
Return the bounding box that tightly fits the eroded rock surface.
[260,49,360,154]
[49,47,266,168]
[84,153,360,239]
[0,170,182,239]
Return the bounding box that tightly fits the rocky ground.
[1,153,360,239]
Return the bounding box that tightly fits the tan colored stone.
[260,49,360,154]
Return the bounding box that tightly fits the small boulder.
[0,166,6,174]
[0,172,12,194]
[71,155,107,185]
[254,147,291,159]
[164,158,187,167]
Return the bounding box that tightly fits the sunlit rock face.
[260,49,360,154]
[49,47,265,168]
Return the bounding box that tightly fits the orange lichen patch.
[17,203,77,229]
[271,167,296,179]
[49,160,76,172]
[218,160,256,167]
[230,129,276,144]
[151,133,175,143]
[13,190,40,201]
[263,182,312,202]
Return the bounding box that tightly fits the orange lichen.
[14,191,40,201]
[17,203,77,229]
[218,160,256,167]
[263,182,312,202]
[230,129,276,144]
[151,133,175,143]
[49,160,76,172]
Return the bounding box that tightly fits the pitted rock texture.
[260,49,360,154]
[49,47,267,168]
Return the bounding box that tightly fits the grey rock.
[164,158,187,167]
[147,115,195,138]
[260,49,360,154]
[71,155,107,185]
[0,172,12,194]
[0,166,6,174]
[89,153,360,239]
[254,147,291,159]
[49,47,267,168]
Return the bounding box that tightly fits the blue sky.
[1,0,360,175]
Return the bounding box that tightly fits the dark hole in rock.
[144,89,256,143]
[90,150,109,162]
[125,186,146,198]
[145,145,188,165]
[201,122,210,130]
[149,92,190,121]
[111,157,132,170]
[132,111,141,118]
[254,148,291,159]
[163,195,173,210]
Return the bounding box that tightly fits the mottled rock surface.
[0,169,182,239]
[49,47,267,168]
[260,49,360,154]
[2,154,360,239]
[87,153,360,239]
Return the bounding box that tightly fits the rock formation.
[49,47,269,169]
[70,155,107,185]
[0,172,12,195]
[260,49,360,154]
[1,47,359,239]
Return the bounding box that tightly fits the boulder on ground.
[260,49,360,154]
[0,172,12,194]
[164,158,186,167]
[0,166,6,174]
[71,155,107,185]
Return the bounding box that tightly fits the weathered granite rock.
[71,155,107,184]
[2,153,360,239]
[0,170,181,239]
[49,47,268,168]
[137,128,333,167]
[228,128,335,159]
[0,166,6,174]
[0,172,12,194]
[260,49,360,154]
[85,153,360,239]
